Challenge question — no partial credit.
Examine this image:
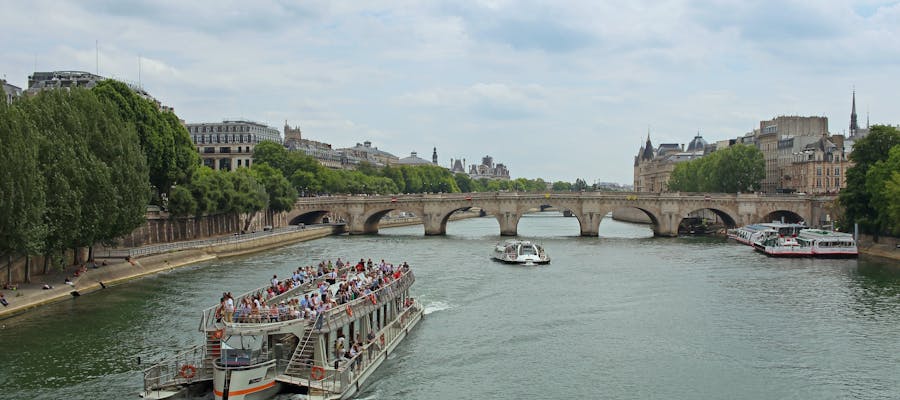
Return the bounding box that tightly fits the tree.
[92,80,194,204]
[840,125,900,234]
[0,91,46,278]
[864,144,900,235]
[251,163,297,213]
[667,144,763,193]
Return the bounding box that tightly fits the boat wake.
[424,300,452,315]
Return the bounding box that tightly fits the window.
[816,178,821,188]
[816,167,822,176]
[220,147,231,153]
[834,167,840,176]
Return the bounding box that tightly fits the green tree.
[251,163,297,213]
[0,91,46,278]
[864,144,900,235]
[168,185,197,217]
[840,125,900,234]
[93,80,194,204]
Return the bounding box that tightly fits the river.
[1,213,899,399]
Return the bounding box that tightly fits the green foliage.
[251,163,297,212]
[0,86,151,260]
[840,125,900,234]
[863,143,900,235]
[0,93,46,257]
[92,80,196,204]
[667,144,764,192]
[167,185,197,217]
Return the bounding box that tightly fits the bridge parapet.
[287,192,835,237]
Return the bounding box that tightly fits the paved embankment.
[0,225,343,320]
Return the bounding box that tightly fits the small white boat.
[492,239,550,265]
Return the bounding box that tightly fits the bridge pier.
[497,212,520,236]
[423,213,444,236]
[577,211,604,237]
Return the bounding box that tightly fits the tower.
[432,147,438,165]
[850,90,859,135]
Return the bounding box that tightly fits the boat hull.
[214,361,280,400]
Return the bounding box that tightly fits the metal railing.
[199,263,356,331]
[280,298,423,396]
[97,224,336,259]
[142,344,209,393]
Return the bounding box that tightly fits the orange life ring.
[212,329,224,339]
[310,365,326,381]
[379,333,385,346]
[346,305,353,317]
[180,364,197,379]
[369,294,377,305]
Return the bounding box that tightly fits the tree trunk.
[6,254,11,284]
[88,246,94,262]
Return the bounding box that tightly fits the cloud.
[2,0,900,183]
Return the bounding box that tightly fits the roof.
[397,151,433,165]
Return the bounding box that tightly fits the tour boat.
[728,222,805,246]
[798,229,858,258]
[492,239,550,265]
[752,230,813,257]
[139,263,423,400]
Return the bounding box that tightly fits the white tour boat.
[752,229,812,257]
[492,239,550,265]
[728,222,806,246]
[139,262,423,400]
[798,229,858,258]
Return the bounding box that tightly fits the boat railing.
[199,265,355,331]
[317,270,415,332]
[142,344,210,393]
[280,298,423,395]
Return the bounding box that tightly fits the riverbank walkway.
[0,225,341,320]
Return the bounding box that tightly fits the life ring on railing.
[180,364,197,379]
[379,333,385,347]
[369,294,377,305]
[211,329,224,339]
[310,365,326,381]
[346,305,353,317]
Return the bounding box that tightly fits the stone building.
[1,78,21,104]
[26,70,105,94]
[756,116,829,193]
[468,155,510,180]
[339,141,399,167]
[186,120,282,171]
[633,134,707,192]
[283,122,357,169]
[789,135,851,194]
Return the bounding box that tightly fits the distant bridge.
[286,192,834,237]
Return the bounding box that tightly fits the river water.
[2,213,899,400]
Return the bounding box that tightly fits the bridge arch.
[677,207,739,235]
[357,205,426,235]
[289,210,332,225]
[761,209,805,224]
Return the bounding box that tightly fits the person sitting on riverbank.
[0,292,8,307]
[3,283,17,290]
[65,277,74,287]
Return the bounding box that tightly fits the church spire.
[850,89,859,134]
[432,147,438,165]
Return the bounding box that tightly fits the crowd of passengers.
[215,258,410,324]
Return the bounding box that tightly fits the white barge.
[140,262,423,400]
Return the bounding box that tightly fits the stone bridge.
[286,192,835,237]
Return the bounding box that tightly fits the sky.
[2,0,899,184]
